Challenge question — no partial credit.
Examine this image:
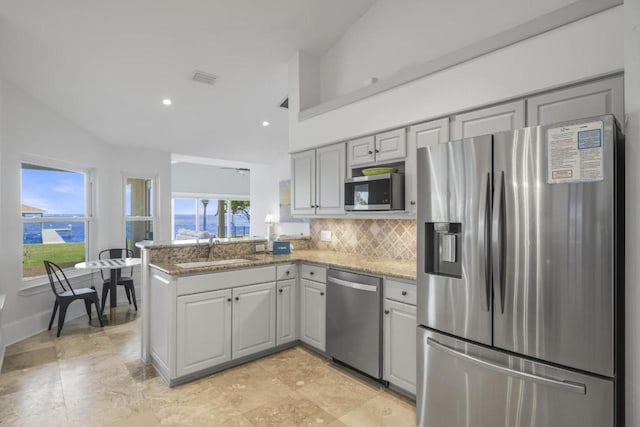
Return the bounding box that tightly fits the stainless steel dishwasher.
[326,268,382,379]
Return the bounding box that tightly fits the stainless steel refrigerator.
[416,115,624,427]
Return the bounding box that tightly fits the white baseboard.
[0,294,6,372]
[3,291,141,348]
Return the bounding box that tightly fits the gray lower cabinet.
[300,278,326,351]
[383,299,417,395]
[276,278,297,346]
[232,282,276,359]
[176,289,232,377]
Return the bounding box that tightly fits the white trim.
[20,270,96,295]
[298,0,623,120]
[172,192,250,201]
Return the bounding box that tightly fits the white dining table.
[75,258,141,323]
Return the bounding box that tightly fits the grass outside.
[23,242,85,278]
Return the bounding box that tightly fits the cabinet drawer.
[384,279,417,306]
[276,264,297,280]
[177,266,276,296]
[300,264,327,283]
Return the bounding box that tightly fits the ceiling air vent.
[279,97,289,109]
[192,70,218,85]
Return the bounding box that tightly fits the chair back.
[98,248,134,280]
[44,260,75,296]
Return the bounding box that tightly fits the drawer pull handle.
[310,271,314,276]
[227,298,232,302]
[279,289,283,293]
[286,271,290,275]
[235,297,239,301]
[384,310,390,315]
[320,292,325,296]
[401,291,407,296]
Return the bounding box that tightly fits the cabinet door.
[316,143,346,215]
[300,279,326,351]
[527,75,624,126]
[406,118,450,212]
[232,282,276,359]
[291,150,316,215]
[451,100,525,140]
[276,278,297,346]
[176,289,232,377]
[347,135,375,167]
[383,299,417,394]
[375,128,407,163]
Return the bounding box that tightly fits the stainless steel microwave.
[344,173,405,211]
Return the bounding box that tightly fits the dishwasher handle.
[327,276,378,293]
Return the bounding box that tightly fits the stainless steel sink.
[175,259,252,268]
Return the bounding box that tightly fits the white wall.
[319,0,576,102]
[290,6,623,151]
[249,154,309,239]
[171,163,249,198]
[0,80,172,345]
[624,0,640,424]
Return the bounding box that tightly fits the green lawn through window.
[23,243,85,279]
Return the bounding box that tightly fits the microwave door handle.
[477,172,491,312]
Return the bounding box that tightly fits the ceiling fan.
[221,167,250,175]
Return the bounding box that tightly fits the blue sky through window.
[21,165,85,215]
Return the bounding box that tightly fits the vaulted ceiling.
[0,0,375,163]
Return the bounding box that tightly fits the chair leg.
[84,299,92,324]
[101,285,109,318]
[124,286,132,305]
[57,302,69,337]
[129,285,138,311]
[48,300,59,331]
[93,295,104,327]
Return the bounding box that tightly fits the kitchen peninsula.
[137,237,417,396]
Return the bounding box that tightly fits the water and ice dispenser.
[424,222,462,278]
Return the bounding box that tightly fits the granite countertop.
[150,249,417,281]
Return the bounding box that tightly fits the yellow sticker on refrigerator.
[547,120,604,184]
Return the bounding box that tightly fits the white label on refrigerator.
[547,121,604,184]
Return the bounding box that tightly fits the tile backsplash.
[310,219,416,261]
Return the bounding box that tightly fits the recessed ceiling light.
[262,121,270,127]
[162,98,172,106]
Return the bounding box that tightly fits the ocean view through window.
[172,198,250,239]
[21,162,91,280]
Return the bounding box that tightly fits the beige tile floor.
[0,306,416,426]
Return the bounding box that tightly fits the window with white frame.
[125,176,155,257]
[21,162,92,280]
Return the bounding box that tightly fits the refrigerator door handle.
[426,338,587,394]
[492,171,506,314]
[478,172,491,311]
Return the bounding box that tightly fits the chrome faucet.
[207,236,220,260]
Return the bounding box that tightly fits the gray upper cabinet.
[406,118,450,213]
[375,128,407,163]
[316,143,346,215]
[527,75,624,126]
[347,129,407,168]
[291,150,316,215]
[451,100,525,140]
[291,142,345,216]
[347,135,375,166]
[409,118,450,149]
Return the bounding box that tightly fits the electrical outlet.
[320,230,332,242]
[255,244,265,252]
